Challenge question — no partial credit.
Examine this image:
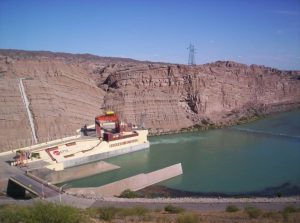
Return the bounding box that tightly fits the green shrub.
[0,202,90,223]
[177,213,199,223]
[244,206,261,219]
[119,189,140,198]
[225,205,239,212]
[99,207,119,221]
[164,204,185,214]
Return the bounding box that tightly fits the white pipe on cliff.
[19,78,38,144]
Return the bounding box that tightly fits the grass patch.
[262,211,278,219]
[99,207,119,221]
[283,206,298,213]
[177,213,199,223]
[225,205,239,212]
[0,202,90,223]
[164,204,185,214]
[282,206,299,222]
[95,206,149,221]
[244,206,261,219]
[118,206,148,217]
[155,207,162,212]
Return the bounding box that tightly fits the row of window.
[109,139,138,148]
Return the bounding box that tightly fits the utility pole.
[187,43,196,66]
[42,183,44,199]
[59,184,68,204]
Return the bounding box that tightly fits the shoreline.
[135,184,300,199]
[148,104,300,137]
[101,196,300,204]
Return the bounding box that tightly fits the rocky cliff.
[0,49,299,152]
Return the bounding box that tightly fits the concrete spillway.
[68,163,183,197]
[19,78,37,144]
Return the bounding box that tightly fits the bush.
[244,206,261,218]
[99,207,119,221]
[164,204,185,214]
[225,205,239,212]
[177,213,199,223]
[119,189,140,198]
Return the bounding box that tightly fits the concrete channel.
[68,163,183,197]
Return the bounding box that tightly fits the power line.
[187,43,196,66]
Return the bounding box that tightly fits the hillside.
[0,49,299,152]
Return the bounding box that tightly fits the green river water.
[68,109,300,195]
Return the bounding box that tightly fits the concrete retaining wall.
[63,142,149,168]
[32,161,120,184]
[68,163,183,197]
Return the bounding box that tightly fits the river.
[67,109,300,196]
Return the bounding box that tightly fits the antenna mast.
[187,43,196,66]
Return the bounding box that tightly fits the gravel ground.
[1,193,299,212]
[57,193,300,211]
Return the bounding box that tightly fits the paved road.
[11,174,59,198]
[90,199,300,212]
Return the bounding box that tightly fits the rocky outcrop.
[100,61,300,128]
[0,49,299,152]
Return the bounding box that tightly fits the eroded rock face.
[100,61,300,129]
[0,49,299,152]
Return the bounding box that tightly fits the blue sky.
[0,0,299,70]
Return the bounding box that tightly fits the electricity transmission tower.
[187,43,196,65]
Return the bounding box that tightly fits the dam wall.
[68,163,183,197]
[63,142,150,168]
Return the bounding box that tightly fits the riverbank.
[148,104,300,137]
[135,184,300,198]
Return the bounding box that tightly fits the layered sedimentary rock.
[0,49,299,152]
[100,61,300,129]
[0,51,106,151]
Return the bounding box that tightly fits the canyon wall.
[0,50,299,152]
